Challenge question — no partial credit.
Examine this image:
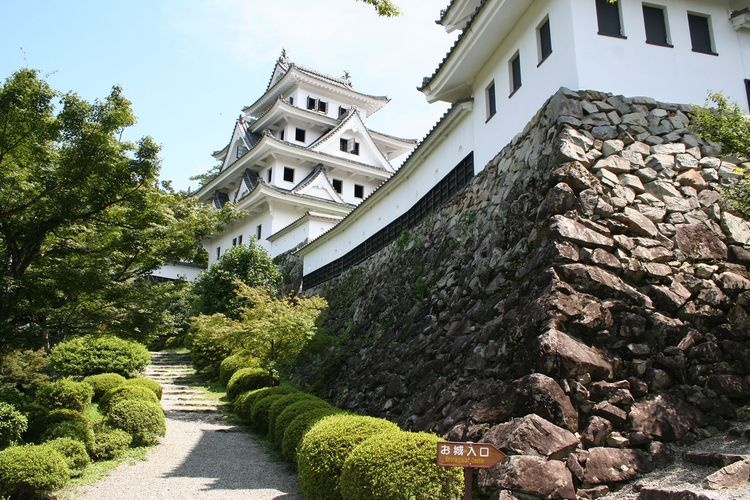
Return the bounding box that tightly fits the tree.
[356,0,400,17]
[692,93,750,218]
[0,69,238,348]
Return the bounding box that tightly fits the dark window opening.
[354,184,364,199]
[688,13,715,54]
[338,106,347,117]
[538,18,553,63]
[510,53,522,96]
[295,128,306,142]
[238,235,243,246]
[289,96,294,105]
[318,100,328,113]
[486,80,496,120]
[232,237,237,247]
[280,129,285,141]
[267,168,272,182]
[339,138,348,152]
[745,80,750,111]
[216,247,221,260]
[307,97,316,110]
[596,0,624,37]
[283,167,295,182]
[352,141,360,155]
[256,225,262,240]
[332,179,343,194]
[643,5,670,46]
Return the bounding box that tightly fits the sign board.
[436,441,507,469]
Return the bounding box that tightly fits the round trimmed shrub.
[297,415,399,500]
[123,378,162,400]
[83,373,126,401]
[100,385,159,413]
[226,367,277,401]
[339,431,464,500]
[21,403,49,443]
[42,437,91,477]
[42,417,95,452]
[282,407,341,461]
[48,335,150,377]
[219,351,260,386]
[0,444,70,498]
[234,386,298,420]
[35,378,93,412]
[249,395,285,433]
[267,393,321,443]
[273,398,330,448]
[0,402,28,448]
[89,427,132,460]
[106,399,165,445]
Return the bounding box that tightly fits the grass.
[56,446,150,499]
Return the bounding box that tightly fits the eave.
[438,0,482,33]
[250,99,339,133]
[267,211,344,243]
[236,183,353,216]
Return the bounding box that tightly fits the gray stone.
[721,211,750,245]
[676,170,706,190]
[702,459,750,490]
[635,167,658,183]
[615,207,659,237]
[619,174,644,193]
[557,263,653,307]
[594,156,632,173]
[644,179,682,199]
[629,394,705,441]
[551,215,614,248]
[652,143,685,154]
[536,329,613,380]
[598,168,619,188]
[481,414,578,460]
[582,416,612,448]
[602,139,624,156]
[583,447,651,484]
[674,224,728,261]
[621,112,648,126]
[479,455,576,499]
[718,272,750,290]
[675,153,699,170]
[637,204,666,223]
[646,154,676,171]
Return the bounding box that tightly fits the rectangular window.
[295,128,306,142]
[280,129,285,141]
[318,100,328,113]
[485,80,496,121]
[596,0,624,37]
[688,13,715,54]
[238,234,243,246]
[267,168,272,182]
[283,167,295,182]
[289,96,294,105]
[340,138,348,152]
[256,225,262,240]
[538,17,552,63]
[509,52,522,96]
[232,237,237,247]
[307,97,316,110]
[643,5,670,46]
[332,178,343,194]
[746,80,750,111]
[216,247,221,260]
[351,141,360,155]
[338,106,347,117]
[354,184,364,199]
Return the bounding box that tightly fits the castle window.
[332,178,343,194]
[746,80,750,111]
[596,0,624,38]
[283,167,295,182]
[267,168,272,182]
[509,52,522,97]
[340,138,360,155]
[307,97,316,110]
[688,13,716,55]
[238,234,243,246]
[339,138,348,152]
[485,80,496,121]
[338,106,347,117]
[351,141,360,155]
[537,17,552,64]
[295,128,306,142]
[280,129,285,141]
[354,184,364,199]
[643,5,671,47]
[318,100,328,113]
[289,96,294,105]
[216,247,221,260]
[232,237,237,247]
[256,224,262,240]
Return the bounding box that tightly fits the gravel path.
[75,352,301,500]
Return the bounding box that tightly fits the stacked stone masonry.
[295,88,750,498]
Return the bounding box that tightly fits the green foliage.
[192,245,282,317]
[226,367,276,401]
[282,407,341,462]
[41,437,91,477]
[99,385,159,414]
[266,393,319,442]
[297,414,399,500]
[250,395,286,433]
[233,385,297,420]
[219,350,260,386]
[42,417,95,452]
[339,431,464,500]
[187,313,238,377]
[88,427,132,461]
[105,399,165,446]
[0,403,27,448]
[82,373,126,401]
[0,444,70,498]
[20,403,48,443]
[48,335,150,378]
[271,397,329,447]
[35,378,93,412]
[355,0,400,16]
[123,378,162,400]
[0,349,49,406]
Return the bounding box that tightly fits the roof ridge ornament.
[342,70,352,87]
[278,48,289,65]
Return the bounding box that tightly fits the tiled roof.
[292,164,326,192]
[268,134,392,174]
[306,108,355,149]
[419,0,489,92]
[437,0,457,24]
[367,128,417,144]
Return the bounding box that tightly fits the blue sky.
[1,0,458,191]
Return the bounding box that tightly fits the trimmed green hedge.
[273,398,330,448]
[297,415,399,500]
[106,399,165,446]
[234,386,297,421]
[282,407,340,462]
[48,335,150,377]
[123,378,162,400]
[249,394,285,433]
[0,402,28,448]
[339,431,464,500]
[35,379,93,412]
[219,351,260,386]
[100,385,159,413]
[82,373,127,401]
[42,437,91,477]
[89,427,132,461]
[267,393,320,443]
[0,444,70,498]
[226,367,277,401]
[41,416,95,452]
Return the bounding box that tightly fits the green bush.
[35,378,93,412]
[42,437,91,477]
[219,351,260,386]
[89,427,132,461]
[21,403,49,443]
[100,385,159,413]
[267,393,321,443]
[273,398,330,448]
[339,431,464,500]
[0,402,28,449]
[42,415,95,452]
[249,395,285,433]
[233,386,298,420]
[187,314,237,377]
[297,415,399,500]
[48,335,150,377]
[226,367,276,401]
[123,378,162,400]
[0,349,50,408]
[0,444,70,498]
[281,407,341,461]
[82,373,126,401]
[106,399,165,445]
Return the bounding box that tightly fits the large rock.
[583,447,651,484]
[481,414,579,460]
[615,207,659,237]
[551,215,614,248]
[556,263,653,307]
[629,394,706,441]
[536,328,613,380]
[702,459,750,490]
[674,224,728,261]
[721,212,750,245]
[581,416,612,448]
[478,455,576,499]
